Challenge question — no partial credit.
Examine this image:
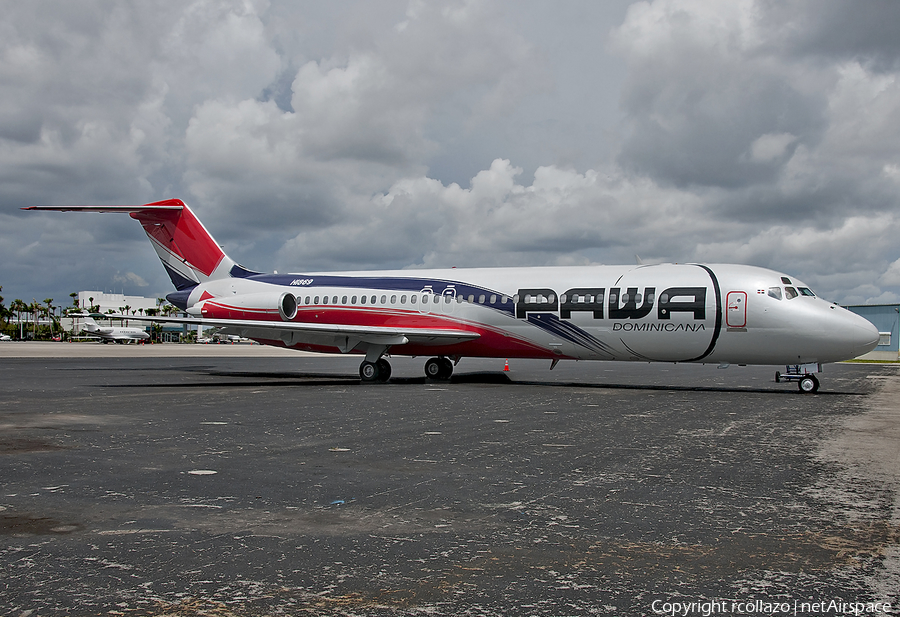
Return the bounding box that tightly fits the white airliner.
[77,314,149,344]
[27,199,879,391]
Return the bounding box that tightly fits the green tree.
[30,299,39,339]
[0,286,9,328]
[44,298,56,335]
[11,299,25,339]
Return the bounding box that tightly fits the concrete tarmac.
[1,344,898,615]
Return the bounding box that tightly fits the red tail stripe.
[129,199,224,277]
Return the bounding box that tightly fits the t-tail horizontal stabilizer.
[24,199,244,290]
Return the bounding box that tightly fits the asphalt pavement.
[1,346,898,616]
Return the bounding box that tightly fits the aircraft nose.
[801,304,880,363]
[836,309,880,359]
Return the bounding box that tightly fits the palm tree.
[44,298,55,335]
[11,299,25,339]
[30,299,40,339]
[0,286,8,329]
[88,297,95,313]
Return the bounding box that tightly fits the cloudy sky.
[3,0,900,309]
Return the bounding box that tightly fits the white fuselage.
[81,319,149,343]
[181,263,878,366]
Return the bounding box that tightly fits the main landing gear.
[424,356,453,380]
[359,358,392,383]
[358,355,455,383]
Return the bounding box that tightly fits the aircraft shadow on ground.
[95,369,866,395]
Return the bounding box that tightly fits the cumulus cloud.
[3,0,900,309]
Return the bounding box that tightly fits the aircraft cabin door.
[441,286,456,315]
[726,291,747,328]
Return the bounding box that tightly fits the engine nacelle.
[190,292,297,321]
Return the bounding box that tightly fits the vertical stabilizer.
[24,199,240,291]
[128,199,236,289]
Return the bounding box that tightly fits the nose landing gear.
[775,363,821,393]
[798,374,819,393]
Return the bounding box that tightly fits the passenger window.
[410,295,417,304]
[371,295,377,304]
[490,294,497,304]
[342,296,347,304]
[609,293,617,304]
[333,296,338,304]
[501,296,509,304]
[513,295,519,304]
[360,296,366,304]
[768,287,782,300]
[621,293,629,303]
[322,296,328,304]
[314,296,320,304]
[479,294,486,304]
[456,295,463,303]
[351,296,357,304]
[400,295,407,304]
[445,295,451,304]
[798,287,815,297]
[785,287,798,299]
[391,295,396,304]
[380,295,386,304]
[305,296,311,304]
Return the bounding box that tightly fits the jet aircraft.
[77,314,149,344]
[26,200,879,391]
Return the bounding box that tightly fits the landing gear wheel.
[439,357,453,379]
[376,358,392,382]
[359,360,379,382]
[798,374,819,393]
[774,371,781,383]
[425,357,453,380]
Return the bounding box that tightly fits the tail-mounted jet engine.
[189,292,298,321]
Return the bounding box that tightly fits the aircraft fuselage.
[174,262,878,367]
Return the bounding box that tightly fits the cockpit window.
[768,286,782,300]
[798,287,815,297]
[781,277,792,284]
[785,286,798,299]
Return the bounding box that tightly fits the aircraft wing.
[121,315,480,350]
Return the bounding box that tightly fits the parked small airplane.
[77,314,149,344]
[27,199,879,391]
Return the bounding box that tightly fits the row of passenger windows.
[296,291,670,307]
[298,293,509,306]
[767,286,816,300]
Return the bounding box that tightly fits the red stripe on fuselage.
[198,303,559,359]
